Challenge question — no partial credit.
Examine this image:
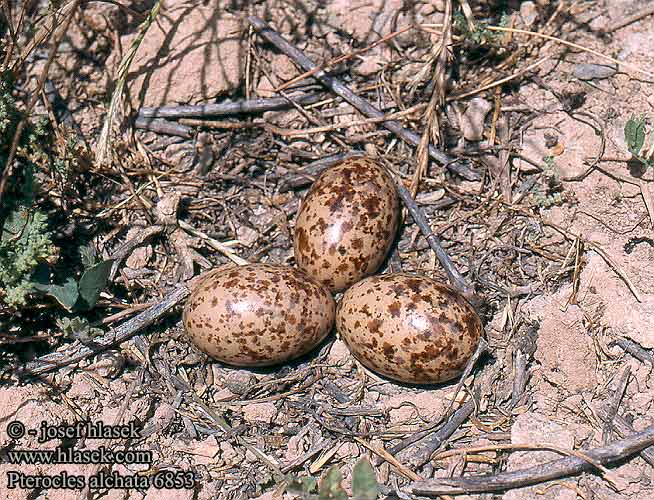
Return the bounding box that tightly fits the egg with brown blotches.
[183,264,336,367]
[293,156,400,293]
[336,274,482,384]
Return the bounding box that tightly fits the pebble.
[519,1,538,28]
[573,63,617,81]
[461,97,493,141]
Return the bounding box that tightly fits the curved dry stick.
[134,116,192,137]
[410,425,654,496]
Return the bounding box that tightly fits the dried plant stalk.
[96,0,162,165]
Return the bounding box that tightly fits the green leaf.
[80,244,97,269]
[56,316,103,343]
[286,474,318,494]
[32,277,79,311]
[625,116,646,156]
[352,459,379,500]
[318,467,347,500]
[77,259,113,310]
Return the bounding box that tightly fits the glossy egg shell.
[293,156,400,292]
[336,274,482,384]
[183,264,336,367]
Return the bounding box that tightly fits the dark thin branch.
[393,178,475,297]
[611,337,654,365]
[376,397,475,469]
[134,116,193,138]
[20,285,189,376]
[402,398,476,468]
[138,93,325,119]
[247,16,480,182]
[410,425,654,496]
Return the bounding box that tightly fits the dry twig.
[21,286,189,376]
[96,0,162,164]
[138,93,324,119]
[393,178,474,297]
[411,0,453,196]
[410,425,654,496]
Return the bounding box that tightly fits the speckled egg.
[183,264,336,367]
[336,274,482,384]
[293,156,400,292]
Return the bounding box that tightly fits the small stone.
[519,1,539,28]
[155,192,181,225]
[213,388,235,401]
[125,244,152,270]
[284,433,306,462]
[177,436,221,465]
[461,98,493,141]
[122,226,155,270]
[573,63,617,81]
[224,370,258,395]
[242,402,278,424]
[236,224,259,248]
[66,373,96,401]
[85,352,125,379]
[354,56,384,76]
[152,402,176,432]
[219,441,239,462]
[327,338,352,364]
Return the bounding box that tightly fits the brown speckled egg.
[183,264,336,367]
[294,156,400,292]
[336,274,482,384]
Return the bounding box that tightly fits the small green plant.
[0,76,112,311]
[286,458,379,500]
[31,245,113,312]
[543,155,556,170]
[0,80,51,170]
[0,208,54,306]
[0,216,113,311]
[624,115,652,168]
[56,316,103,344]
[532,155,565,208]
[350,459,379,500]
[454,12,508,46]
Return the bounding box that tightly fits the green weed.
[0,76,111,311]
[286,458,379,500]
[624,115,652,169]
